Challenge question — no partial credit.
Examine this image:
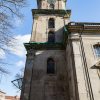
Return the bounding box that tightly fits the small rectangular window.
[47,58,55,74]
[48,31,55,43]
[48,18,55,28]
[93,44,100,57]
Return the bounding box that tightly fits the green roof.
[24,42,66,51]
[32,9,71,17]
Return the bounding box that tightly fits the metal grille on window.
[93,44,100,57]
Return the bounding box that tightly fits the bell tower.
[37,0,66,10]
[20,0,71,100]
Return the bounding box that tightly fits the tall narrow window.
[48,18,55,28]
[48,31,55,43]
[93,44,100,57]
[49,4,54,9]
[47,58,55,74]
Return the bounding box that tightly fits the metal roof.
[66,22,100,33]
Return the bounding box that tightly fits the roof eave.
[66,22,100,33]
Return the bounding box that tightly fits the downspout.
[79,25,94,100]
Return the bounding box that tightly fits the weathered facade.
[20,0,100,100]
[65,23,100,100]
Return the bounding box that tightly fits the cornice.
[66,22,100,34]
[24,42,65,51]
[32,9,71,18]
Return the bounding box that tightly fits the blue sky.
[68,0,100,22]
[0,0,100,96]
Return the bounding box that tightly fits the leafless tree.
[15,68,24,79]
[0,0,27,74]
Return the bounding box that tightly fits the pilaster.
[20,49,35,100]
[69,33,94,100]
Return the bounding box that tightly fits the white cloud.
[0,49,6,59]
[0,34,30,58]
[16,61,25,67]
[9,34,31,57]
[14,18,23,27]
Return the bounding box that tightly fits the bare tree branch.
[0,0,27,75]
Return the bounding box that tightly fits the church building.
[20,0,100,100]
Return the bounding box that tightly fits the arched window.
[48,18,55,28]
[47,58,55,74]
[93,44,100,57]
[48,31,55,43]
[49,4,54,9]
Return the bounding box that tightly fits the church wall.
[20,51,35,100]
[55,1,66,10]
[28,50,70,100]
[21,0,71,100]
[40,0,66,9]
[30,15,69,43]
[81,35,100,100]
[20,0,100,100]
[71,38,89,100]
[66,40,78,100]
[67,33,100,100]
[66,35,88,100]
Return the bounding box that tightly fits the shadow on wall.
[90,61,100,79]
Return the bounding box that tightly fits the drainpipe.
[79,25,94,100]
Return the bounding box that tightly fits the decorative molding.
[24,42,66,51]
[66,22,100,33]
[32,9,71,18]
[69,33,80,41]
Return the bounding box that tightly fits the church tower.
[20,0,71,100]
[19,0,100,100]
